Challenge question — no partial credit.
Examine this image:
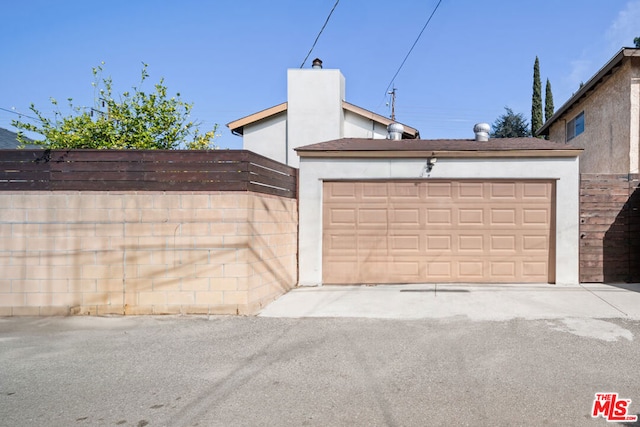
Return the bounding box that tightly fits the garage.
[322,180,555,284]
[296,134,582,286]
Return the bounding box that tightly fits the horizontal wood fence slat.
[248,163,297,189]
[48,161,251,173]
[0,149,297,198]
[579,173,640,283]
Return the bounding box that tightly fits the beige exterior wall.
[0,191,297,316]
[549,58,640,173]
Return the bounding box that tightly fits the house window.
[566,112,584,141]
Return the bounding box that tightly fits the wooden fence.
[0,149,297,198]
[580,174,640,282]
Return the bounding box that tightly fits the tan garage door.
[322,180,555,284]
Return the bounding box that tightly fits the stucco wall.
[0,191,297,316]
[343,110,389,139]
[298,156,580,286]
[549,58,639,173]
[287,69,345,167]
[631,58,640,173]
[243,113,288,165]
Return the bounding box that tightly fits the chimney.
[387,123,404,140]
[473,123,490,141]
[312,58,323,69]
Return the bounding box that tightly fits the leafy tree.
[491,107,531,138]
[13,63,218,150]
[531,56,543,136]
[544,78,554,121]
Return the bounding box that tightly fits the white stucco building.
[296,136,583,286]
[226,59,419,167]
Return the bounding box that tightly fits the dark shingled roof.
[0,128,39,149]
[296,137,582,152]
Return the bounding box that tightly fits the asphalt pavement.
[1,283,640,427]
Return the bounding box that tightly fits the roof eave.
[342,101,420,138]
[226,102,288,135]
[225,100,422,139]
[537,48,640,136]
[297,149,583,158]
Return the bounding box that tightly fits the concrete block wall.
[0,191,297,316]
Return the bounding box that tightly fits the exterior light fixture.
[423,158,437,177]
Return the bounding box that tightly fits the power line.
[0,107,39,122]
[383,0,443,95]
[300,0,340,68]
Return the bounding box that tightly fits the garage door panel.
[523,261,549,277]
[426,183,453,197]
[359,262,391,281]
[523,208,551,225]
[458,261,485,279]
[339,260,422,283]
[458,182,485,198]
[490,182,517,198]
[522,234,549,252]
[425,233,453,252]
[388,182,421,200]
[323,180,555,284]
[357,235,388,257]
[322,261,356,283]
[357,208,387,226]
[490,261,517,278]
[458,208,485,225]
[327,208,357,226]
[387,261,421,278]
[361,182,388,201]
[389,235,420,252]
[426,208,452,225]
[490,208,517,225]
[523,182,552,198]
[325,234,358,252]
[324,182,357,201]
[458,234,486,251]
[389,208,421,227]
[491,235,517,251]
[426,262,453,278]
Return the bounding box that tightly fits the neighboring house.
[296,128,583,287]
[0,127,38,149]
[537,48,640,173]
[226,59,419,167]
[538,47,640,283]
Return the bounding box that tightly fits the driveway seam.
[578,283,628,317]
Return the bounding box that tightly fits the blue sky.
[1,1,639,148]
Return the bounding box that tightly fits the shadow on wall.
[4,192,297,316]
[603,185,640,284]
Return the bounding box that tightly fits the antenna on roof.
[387,88,397,121]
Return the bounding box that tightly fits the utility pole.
[388,88,397,121]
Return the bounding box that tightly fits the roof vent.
[473,123,490,141]
[312,58,323,69]
[387,123,404,140]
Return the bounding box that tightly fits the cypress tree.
[531,56,543,136]
[545,78,554,122]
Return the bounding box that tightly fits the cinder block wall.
[0,191,297,316]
